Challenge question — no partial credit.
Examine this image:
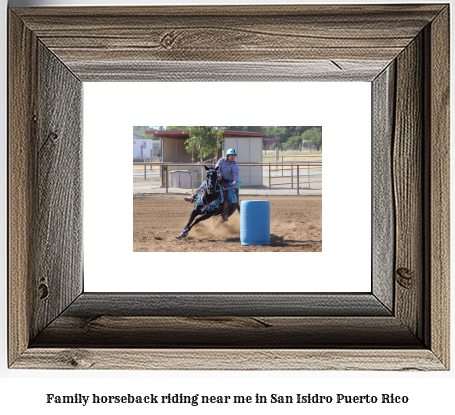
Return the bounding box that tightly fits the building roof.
[145,130,267,139]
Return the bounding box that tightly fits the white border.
[84,82,371,292]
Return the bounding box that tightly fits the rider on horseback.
[184,148,239,222]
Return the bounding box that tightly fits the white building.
[133,126,161,159]
[150,130,266,187]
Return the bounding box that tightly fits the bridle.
[205,169,219,195]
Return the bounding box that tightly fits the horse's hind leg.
[227,201,239,217]
[210,217,224,231]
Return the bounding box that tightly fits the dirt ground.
[133,194,322,252]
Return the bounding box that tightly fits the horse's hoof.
[176,230,188,240]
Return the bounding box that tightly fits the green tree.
[265,126,279,138]
[270,142,282,151]
[164,126,188,131]
[301,127,322,151]
[184,126,224,162]
[134,126,155,139]
[266,127,288,142]
[286,135,302,150]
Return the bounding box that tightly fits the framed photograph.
[8,4,449,370]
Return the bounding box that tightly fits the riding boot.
[221,202,229,222]
[184,190,198,203]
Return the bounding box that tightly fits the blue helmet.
[226,148,238,156]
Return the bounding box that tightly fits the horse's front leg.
[186,212,214,232]
[176,208,199,239]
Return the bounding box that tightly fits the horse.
[176,165,240,239]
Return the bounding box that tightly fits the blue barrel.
[240,201,270,245]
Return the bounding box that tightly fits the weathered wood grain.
[70,60,388,82]
[33,42,83,338]
[9,11,84,366]
[31,315,421,349]
[8,11,39,366]
[14,349,445,371]
[62,293,391,317]
[425,6,450,369]
[393,34,424,340]
[8,4,450,370]
[372,63,395,312]
[11,5,444,81]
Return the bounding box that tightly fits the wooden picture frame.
[8,4,449,370]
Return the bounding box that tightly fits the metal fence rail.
[266,162,322,194]
[263,154,322,161]
[133,161,322,195]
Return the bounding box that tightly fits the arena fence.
[263,154,322,162]
[133,161,322,195]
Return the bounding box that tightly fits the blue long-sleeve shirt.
[215,157,240,183]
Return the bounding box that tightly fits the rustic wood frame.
[8,4,449,370]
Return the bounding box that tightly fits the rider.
[216,148,239,221]
[184,148,239,222]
